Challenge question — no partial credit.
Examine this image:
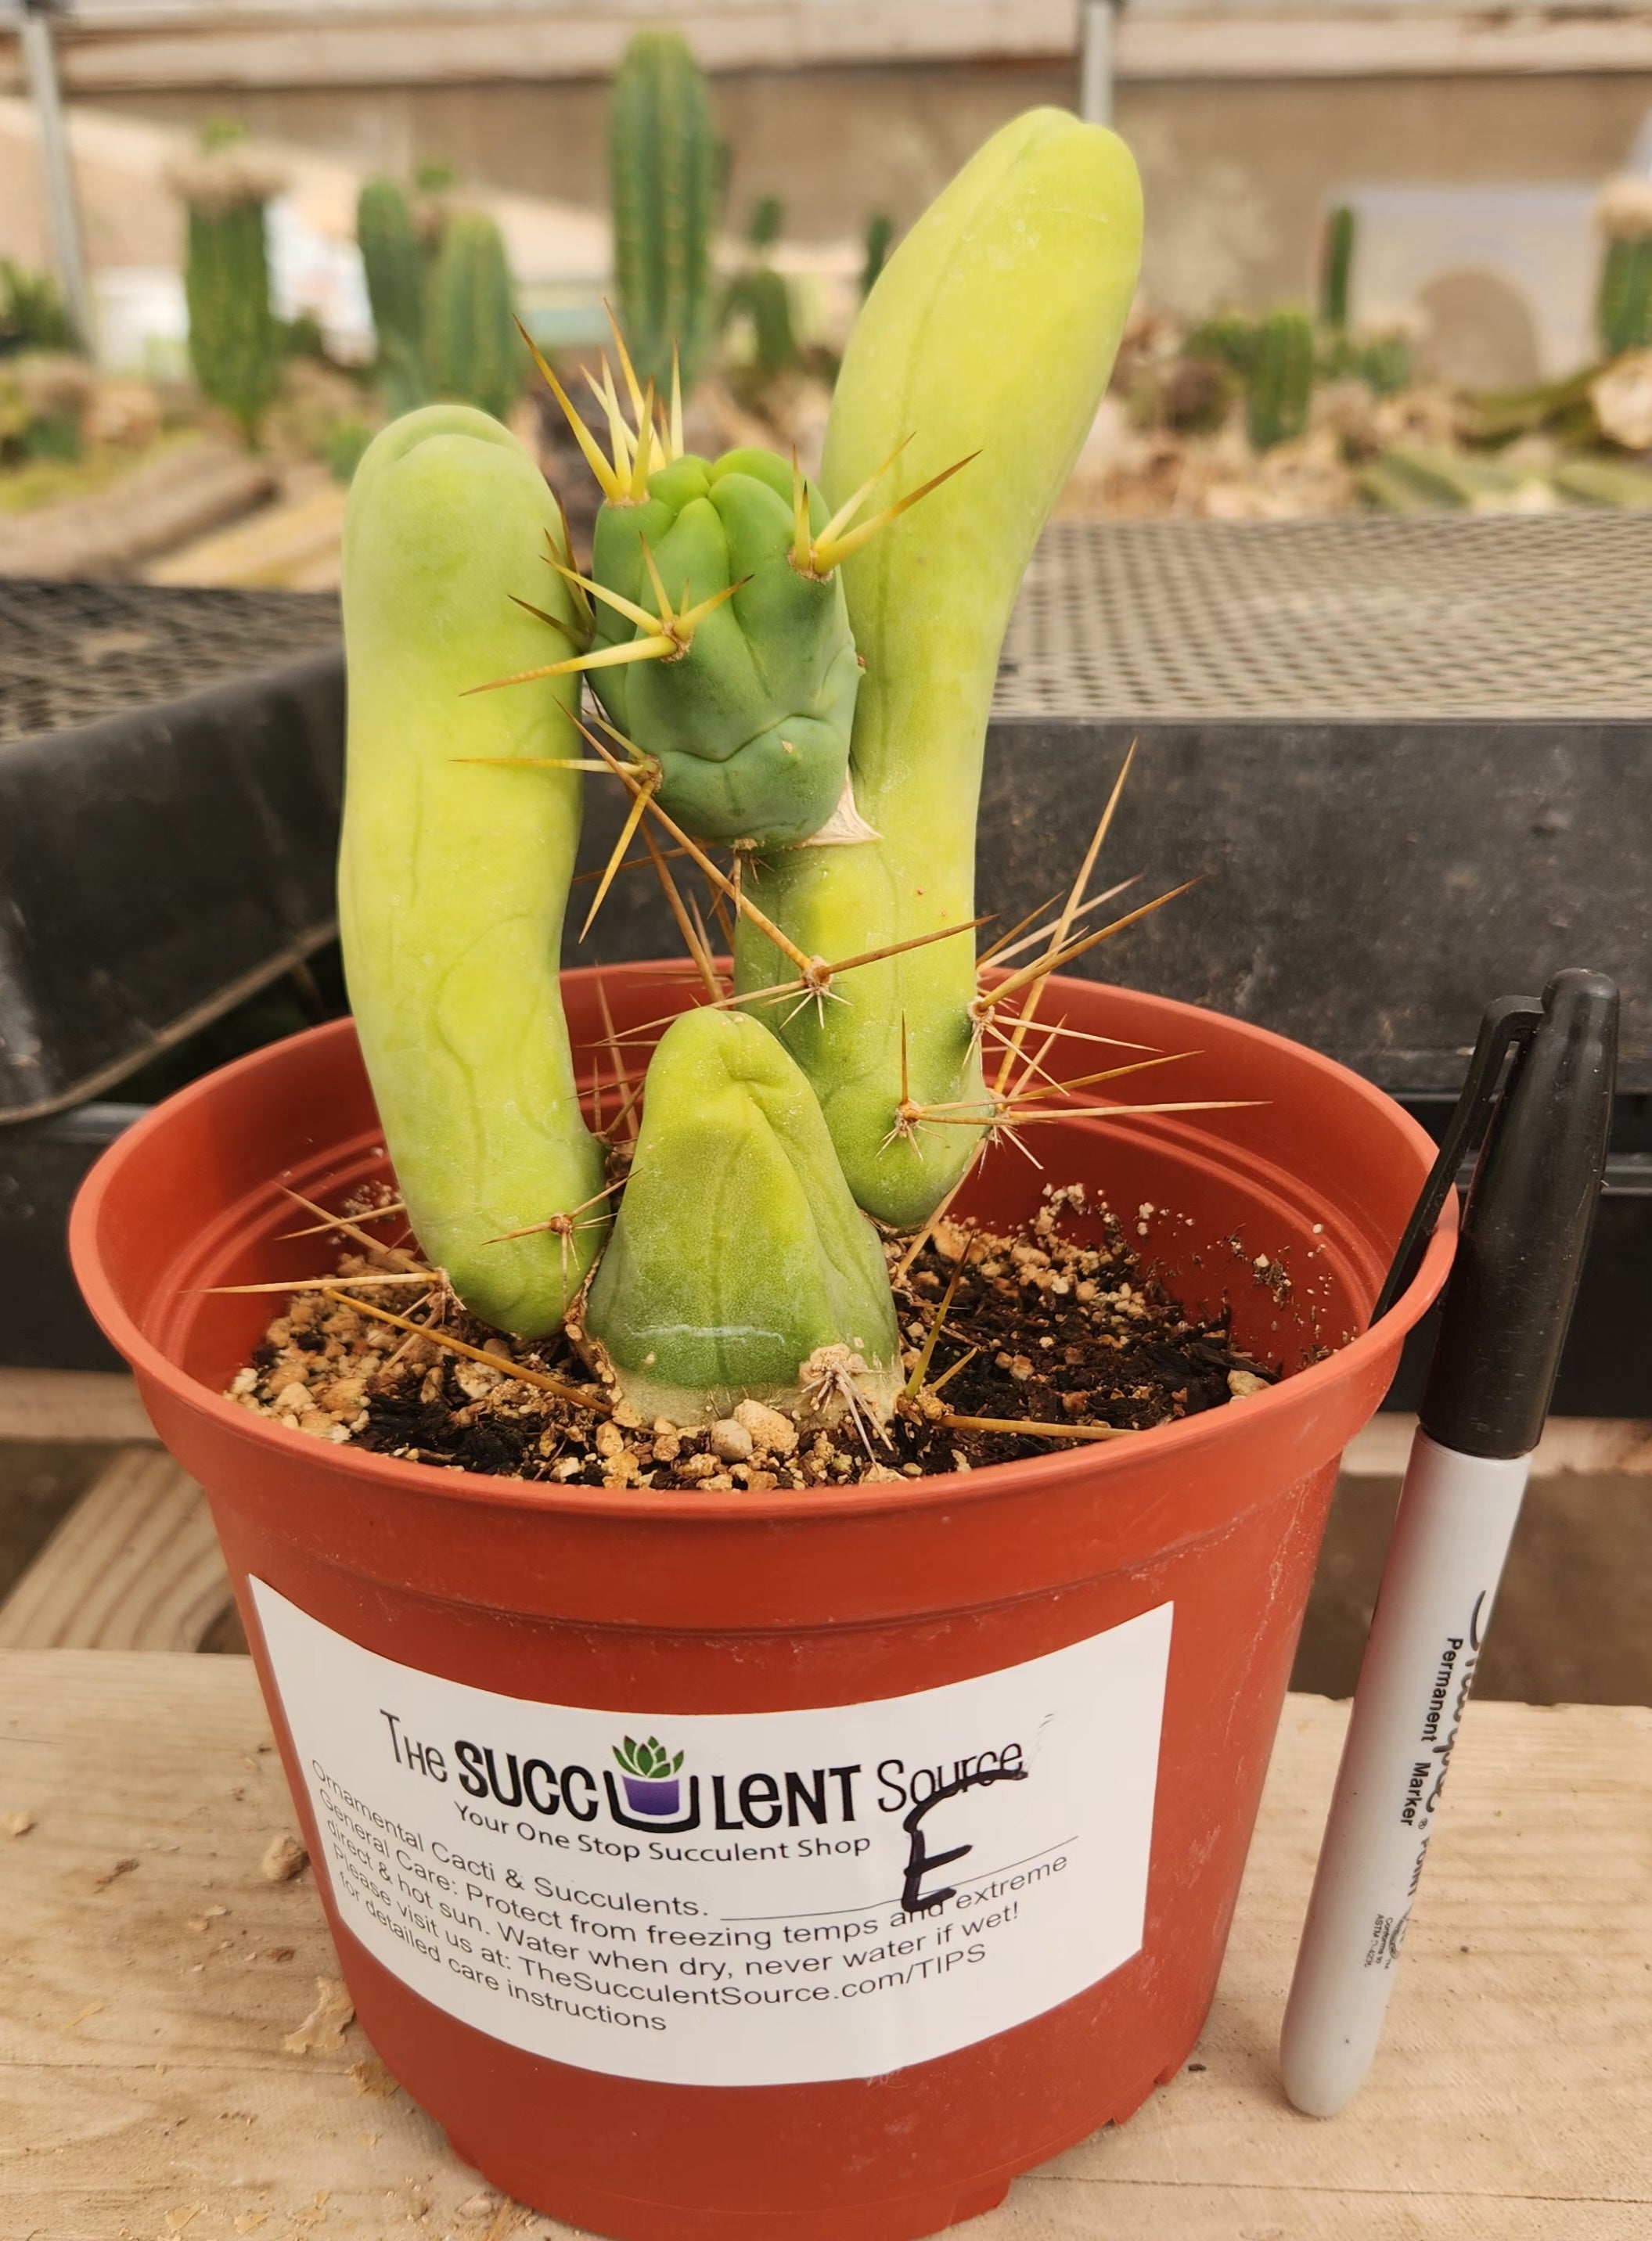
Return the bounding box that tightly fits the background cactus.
[720,196,799,381]
[169,124,285,444]
[1185,311,1258,379]
[358,179,424,364]
[1596,178,1652,358]
[610,30,719,393]
[358,177,432,419]
[860,213,893,301]
[1246,308,1314,450]
[1319,203,1355,332]
[424,210,520,424]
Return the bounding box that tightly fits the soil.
[227,1182,1275,1490]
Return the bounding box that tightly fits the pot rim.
[71,995,1456,1527]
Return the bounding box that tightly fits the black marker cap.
[1420,969,1618,1461]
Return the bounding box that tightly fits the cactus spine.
[1319,203,1355,331]
[425,211,520,424]
[1246,308,1314,451]
[610,31,718,393]
[171,128,284,444]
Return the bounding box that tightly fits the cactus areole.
[338,109,1143,1430]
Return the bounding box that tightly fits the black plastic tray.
[0,581,344,1122]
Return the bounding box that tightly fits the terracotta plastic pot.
[71,966,1451,2241]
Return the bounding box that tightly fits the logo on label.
[612,1736,685,1818]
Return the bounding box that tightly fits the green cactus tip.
[476,315,970,854]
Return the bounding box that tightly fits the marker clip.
[1370,992,1544,1326]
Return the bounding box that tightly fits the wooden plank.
[0,1655,1645,2237]
[0,1448,232,1651]
[0,1370,153,1444]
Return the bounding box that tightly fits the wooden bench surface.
[1,1654,1647,2240]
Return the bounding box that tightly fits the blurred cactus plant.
[358,181,425,363]
[425,210,521,424]
[610,30,719,396]
[168,123,286,443]
[1596,175,1652,358]
[1319,204,1355,332]
[860,213,894,301]
[355,178,520,423]
[721,197,800,383]
[1245,309,1314,451]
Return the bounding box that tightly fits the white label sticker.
[250,1579,1171,2088]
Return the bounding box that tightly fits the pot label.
[250,1579,1172,2088]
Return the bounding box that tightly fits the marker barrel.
[1280,1430,1529,2117]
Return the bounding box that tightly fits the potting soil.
[226,1181,1276,1486]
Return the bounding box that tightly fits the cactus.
[342,110,1146,1428]
[720,196,800,381]
[1554,455,1652,507]
[860,213,894,300]
[358,178,425,363]
[610,30,719,394]
[1246,308,1314,451]
[1596,175,1652,358]
[1599,237,1652,358]
[424,211,520,423]
[509,326,872,851]
[1319,204,1355,332]
[585,1006,900,1426]
[356,178,433,418]
[731,110,1143,1228]
[169,127,285,443]
[1186,311,1258,378]
[0,261,79,354]
[339,406,606,1334]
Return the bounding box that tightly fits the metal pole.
[1079,0,1121,130]
[18,0,97,354]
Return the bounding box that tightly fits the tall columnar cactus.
[610,30,718,394]
[1319,204,1355,332]
[339,406,606,1334]
[169,128,285,443]
[1246,308,1315,451]
[425,211,520,423]
[358,178,424,365]
[732,110,1143,1228]
[1596,176,1652,358]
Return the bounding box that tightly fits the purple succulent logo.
[613,1735,685,1817]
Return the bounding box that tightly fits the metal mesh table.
[0,579,340,746]
[996,514,1650,721]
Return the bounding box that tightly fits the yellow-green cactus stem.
[732,110,1142,1228]
[339,405,606,1335]
[584,446,861,849]
[584,1006,901,1426]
